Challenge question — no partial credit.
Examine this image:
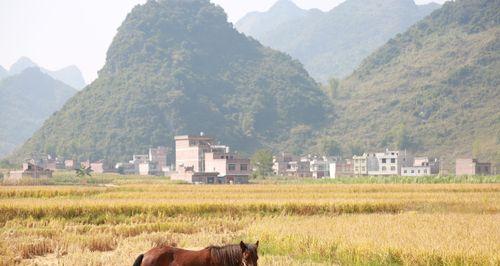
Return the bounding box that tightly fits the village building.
[355,150,410,176]
[309,156,331,179]
[115,162,136,175]
[204,145,251,183]
[335,159,354,177]
[7,163,53,181]
[272,153,314,178]
[64,159,77,170]
[81,160,106,174]
[149,146,168,172]
[174,135,213,173]
[172,135,250,184]
[455,158,491,176]
[329,162,337,178]
[402,157,439,176]
[173,166,221,184]
[272,152,295,176]
[353,154,368,176]
[138,162,162,176]
[286,158,312,177]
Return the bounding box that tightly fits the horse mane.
[207,244,242,266]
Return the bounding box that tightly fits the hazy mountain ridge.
[0,66,7,79]
[10,0,330,164]
[327,0,500,166]
[236,0,441,82]
[3,57,87,90]
[235,0,309,40]
[0,68,77,157]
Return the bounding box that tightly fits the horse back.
[141,246,211,266]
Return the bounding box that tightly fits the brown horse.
[133,241,259,266]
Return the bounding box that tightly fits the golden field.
[0,176,499,265]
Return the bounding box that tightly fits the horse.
[133,241,259,266]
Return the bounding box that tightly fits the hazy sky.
[0,0,447,83]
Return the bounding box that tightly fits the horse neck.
[209,245,242,266]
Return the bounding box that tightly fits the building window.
[228,164,236,171]
[382,166,387,171]
[417,170,421,174]
[404,170,407,174]
[391,166,396,171]
[382,159,387,163]
[240,164,248,171]
[391,158,396,163]
[411,170,415,173]
[424,169,428,174]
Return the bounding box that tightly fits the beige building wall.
[175,135,213,172]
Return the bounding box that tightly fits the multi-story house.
[402,157,439,176]
[353,154,368,176]
[364,150,409,176]
[272,152,295,176]
[286,158,312,177]
[336,159,354,177]
[309,156,330,179]
[456,158,491,176]
[149,146,168,172]
[172,135,250,184]
[174,135,213,173]
[7,162,53,181]
[204,146,251,184]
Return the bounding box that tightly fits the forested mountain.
[0,68,76,157]
[5,57,87,90]
[9,0,329,164]
[0,66,7,80]
[326,0,500,168]
[236,0,440,82]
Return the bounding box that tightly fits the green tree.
[317,136,342,156]
[251,149,273,178]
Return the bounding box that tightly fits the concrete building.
[172,135,250,184]
[353,154,368,176]
[329,162,337,178]
[272,153,314,178]
[90,161,105,174]
[204,147,251,183]
[456,158,491,176]
[149,146,168,172]
[402,157,439,176]
[172,166,221,184]
[81,160,106,174]
[7,163,53,181]
[335,159,354,177]
[309,156,330,179]
[286,158,312,177]
[174,135,213,173]
[64,159,77,170]
[115,162,136,175]
[363,150,409,176]
[138,162,161,176]
[272,152,296,176]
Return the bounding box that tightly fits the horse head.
[240,241,259,266]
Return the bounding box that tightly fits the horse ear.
[240,241,247,252]
[255,241,259,248]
